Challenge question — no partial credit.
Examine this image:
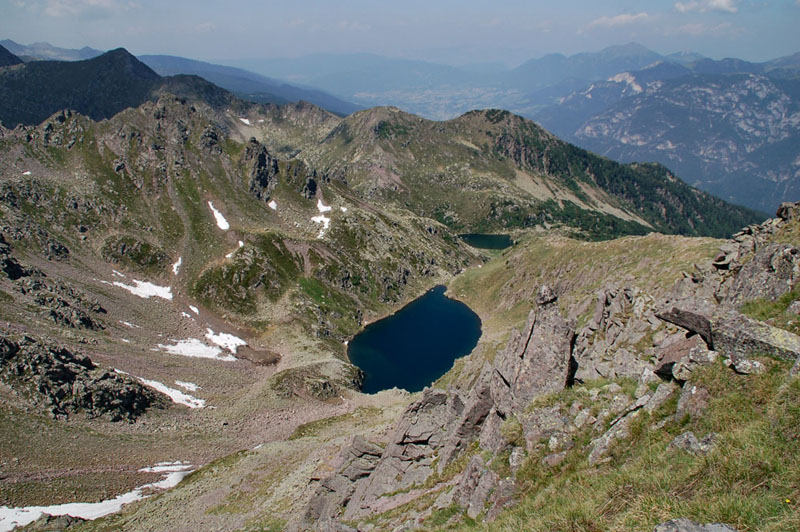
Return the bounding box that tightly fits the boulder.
[668,432,716,455]
[726,243,799,305]
[675,384,711,421]
[711,313,800,363]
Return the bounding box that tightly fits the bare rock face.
[491,285,576,415]
[302,436,383,527]
[727,243,799,305]
[573,285,656,382]
[243,138,279,202]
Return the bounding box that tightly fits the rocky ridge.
[298,203,800,531]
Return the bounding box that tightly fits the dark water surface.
[348,285,482,394]
[458,233,513,250]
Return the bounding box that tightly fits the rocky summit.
[0,49,797,532]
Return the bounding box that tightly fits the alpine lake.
[348,285,482,394]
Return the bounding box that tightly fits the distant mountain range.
[137,55,360,116]
[533,60,800,213]
[2,38,798,211]
[0,40,359,117]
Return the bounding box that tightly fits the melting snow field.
[156,338,237,362]
[317,198,332,213]
[207,201,230,230]
[139,378,205,408]
[268,199,278,210]
[101,279,173,300]
[175,381,200,392]
[172,257,182,275]
[311,215,331,239]
[0,463,193,531]
[205,328,247,354]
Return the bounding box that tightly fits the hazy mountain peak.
[0,44,23,67]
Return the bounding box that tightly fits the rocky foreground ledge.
[299,203,800,531]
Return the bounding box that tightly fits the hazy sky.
[1,0,799,66]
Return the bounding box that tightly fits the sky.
[1,0,799,67]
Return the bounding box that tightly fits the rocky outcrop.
[491,285,576,415]
[658,307,800,364]
[573,285,658,382]
[243,138,279,202]
[0,333,163,421]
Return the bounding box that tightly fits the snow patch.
[156,338,236,362]
[225,242,243,259]
[205,328,246,354]
[189,305,199,315]
[311,215,331,239]
[120,321,140,329]
[101,279,173,300]
[172,257,182,275]
[317,198,332,213]
[121,339,130,343]
[21,171,31,176]
[112,270,126,278]
[239,117,251,126]
[268,200,278,210]
[139,378,205,409]
[0,464,193,531]
[207,201,230,230]
[181,312,192,319]
[340,206,347,212]
[175,381,200,392]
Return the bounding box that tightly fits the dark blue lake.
[348,285,482,394]
[459,233,513,250]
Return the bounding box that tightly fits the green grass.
[740,288,800,335]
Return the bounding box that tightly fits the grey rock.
[726,243,799,305]
[456,455,499,520]
[657,307,713,348]
[509,446,525,475]
[675,384,711,421]
[712,313,800,363]
[654,517,738,532]
[491,285,575,415]
[644,382,678,413]
[654,334,707,379]
[302,436,384,527]
[22,513,86,531]
[672,347,717,382]
[0,333,162,421]
[668,432,716,455]
[730,358,765,375]
[520,405,567,450]
[542,451,568,467]
[243,138,279,203]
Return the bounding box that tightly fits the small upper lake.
[459,233,514,250]
[348,285,482,394]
